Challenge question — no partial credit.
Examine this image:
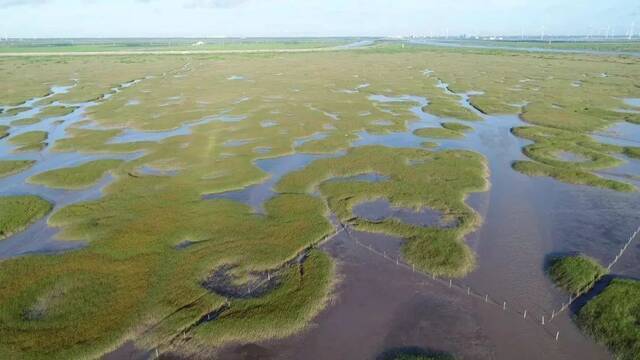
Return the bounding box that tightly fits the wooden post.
[467,287,470,296]
[485,294,488,303]
[551,309,555,319]
[156,349,159,359]
[542,316,545,325]
[555,331,559,342]
[412,264,415,272]
[449,279,452,288]
[523,310,527,319]
[503,301,506,310]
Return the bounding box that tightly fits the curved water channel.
[2,66,640,359]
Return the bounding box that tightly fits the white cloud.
[184,0,251,8]
[0,0,47,8]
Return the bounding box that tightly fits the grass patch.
[623,147,640,159]
[8,130,48,152]
[187,250,334,349]
[547,255,607,295]
[0,160,36,178]
[578,279,640,360]
[37,105,76,118]
[414,127,463,139]
[28,159,124,190]
[441,122,472,132]
[10,117,41,126]
[0,195,52,240]
[0,107,30,117]
[512,160,634,192]
[278,146,488,277]
[510,125,636,191]
[522,143,620,170]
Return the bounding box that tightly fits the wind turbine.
[629,22,636,40]
[540,25,545,41]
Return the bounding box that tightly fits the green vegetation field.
[28,159,123,189]
[547,255,607,295]
[0,40,639,358]
[578,279,640,360]
[0,38,357,54]
[0,195,52,240]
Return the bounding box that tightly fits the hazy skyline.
[1,0,638,38]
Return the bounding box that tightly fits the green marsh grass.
[511,126,635,191]
[547,255,606,295]
[28,159,124,189]
[441,122,472,132]
[414,127,464,139]
[512,161,634,192]
[578,279,640,360]
[0,195,52,240]
[623,147,640,159]
[278,146,488,277]
[187,250,334,350]
[10,117,41,126]
[8,130,48,152]
[0,160,36,178]
[37,105,77,118]
[0,106,30,117]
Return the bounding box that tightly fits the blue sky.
[0,0,638,38]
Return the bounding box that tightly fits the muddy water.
[353,198,454,228]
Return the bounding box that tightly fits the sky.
[0,0,639,38]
